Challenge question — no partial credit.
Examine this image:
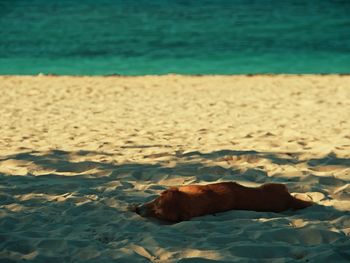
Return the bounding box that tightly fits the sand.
[0,75,349,262]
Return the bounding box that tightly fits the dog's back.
[136,182,313,222]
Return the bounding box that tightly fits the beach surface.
[0,75,350,262]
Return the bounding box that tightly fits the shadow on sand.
[0,149,349,262]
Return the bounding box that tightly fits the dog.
[135,182,313,222]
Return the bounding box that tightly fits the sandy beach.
[0,75,349,262]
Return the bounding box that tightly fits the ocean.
[0,0,349,75]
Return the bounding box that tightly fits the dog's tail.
[290,196,313,210]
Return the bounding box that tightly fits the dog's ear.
[157,189,185,222]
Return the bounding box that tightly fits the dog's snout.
[135,204,150,217]
[135,205,140,215]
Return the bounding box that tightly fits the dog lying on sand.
[135,182,313,222]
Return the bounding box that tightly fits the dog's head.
[136,188,189,222]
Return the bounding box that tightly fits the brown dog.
[136,182,313,222]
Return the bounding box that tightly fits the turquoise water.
[0,0,349,75]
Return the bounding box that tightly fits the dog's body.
[136,182,313,222]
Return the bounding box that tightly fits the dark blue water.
[0,0,349,75]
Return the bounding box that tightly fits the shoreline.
[1,73,350,77]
